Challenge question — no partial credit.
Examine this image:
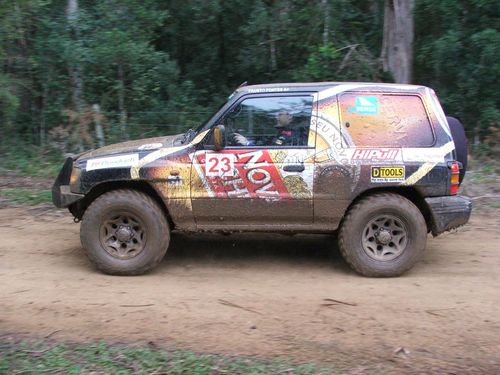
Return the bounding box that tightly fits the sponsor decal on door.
[194,150,290,201]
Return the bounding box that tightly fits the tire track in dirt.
[1,207,499,373]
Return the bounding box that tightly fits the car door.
[190,94,317,228]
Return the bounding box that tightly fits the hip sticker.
[371,166,405,182]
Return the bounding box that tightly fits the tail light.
[448,161,461,195]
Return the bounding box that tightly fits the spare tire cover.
[446,116,468,184]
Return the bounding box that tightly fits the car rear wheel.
[338,193,427,277]
[80,189,169,275]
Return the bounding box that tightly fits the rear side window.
[339,93,435,147]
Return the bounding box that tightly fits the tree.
[381,0,415,83]
[0,0,496,156]
[414,0,500,143]
[85,0,179,141]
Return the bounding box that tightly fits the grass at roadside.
[0,146,63,179]
[0,188,52,205]
[465,160,500,184]
[0,340,335,375]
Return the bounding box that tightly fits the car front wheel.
[80,189,170,275]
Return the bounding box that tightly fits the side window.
[339,93,435,147]
[223,96,313,147]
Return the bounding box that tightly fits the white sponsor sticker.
[205,153,236,177]
[138,143,163,151]
[86,154,139,171]
[247,87,290,93]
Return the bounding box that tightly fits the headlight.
[69,166,82,192]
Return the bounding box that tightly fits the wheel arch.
[343,187,433,233]
[69,180,174,228]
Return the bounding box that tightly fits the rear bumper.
[52,157,84,208]
[425,196,472,236]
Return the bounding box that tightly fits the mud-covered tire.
[338,193,427,277]
[80,189,169,275]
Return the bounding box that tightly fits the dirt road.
[1,206,499,373]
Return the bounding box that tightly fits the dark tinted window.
[223,96,313,147]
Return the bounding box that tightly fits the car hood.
[76,134,183,161]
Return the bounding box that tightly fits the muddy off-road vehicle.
[53,82,472,277]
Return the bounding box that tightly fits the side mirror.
[213,124,226,151]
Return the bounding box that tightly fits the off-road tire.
[338,193,427,277]
[80,189,170,275]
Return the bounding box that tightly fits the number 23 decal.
[205,153,236,177]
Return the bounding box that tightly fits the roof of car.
[237,81,426,94]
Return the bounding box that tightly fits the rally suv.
[53,82,472,277]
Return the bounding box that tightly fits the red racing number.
[205,153,236,177]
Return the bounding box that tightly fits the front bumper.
[425,195,472,236]
[52,157,84,208]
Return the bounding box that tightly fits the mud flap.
[425,196,472,236]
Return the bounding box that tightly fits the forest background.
[0,0,498,170]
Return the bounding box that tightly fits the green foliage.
[0,144,63,178]
[297,42,384,82]
[0,189,52,205]
[301,44,342,80]
[0,340,338,374]
[0,0,497,161]
[414,0,500,139]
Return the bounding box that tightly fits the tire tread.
[338,193,427,277]
[80,189,169,275]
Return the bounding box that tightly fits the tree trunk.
[217,10,225,79]
[40,85,48,146]
[322,0,330,47]
[0,120,4,152]
[66,0,77,20]
[381,0,415,83]
[67,0,84,111]
[266,0,278,73]
[474,125,480,145]
[117,64,128,140]
[66,0,85,151]
[92,104,105,147]
[269,24,277,73]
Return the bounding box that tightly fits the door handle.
[283,164,305,172]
